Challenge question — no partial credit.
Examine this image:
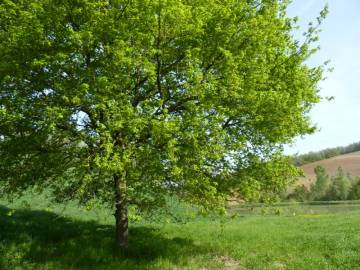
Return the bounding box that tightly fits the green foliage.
[347,177,360,200]
[288,184,309,202]
[288,166,358,202]
[309,165,330,200]
[325,167,351,201]
[1,1,326,215]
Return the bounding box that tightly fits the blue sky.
[285,0,360,154]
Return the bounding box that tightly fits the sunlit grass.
[1,195,360,269]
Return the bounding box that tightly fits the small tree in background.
[325,167,351,200]
[309,165,330,200]
[347,177,360,200]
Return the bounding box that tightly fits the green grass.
[1,196,360,269]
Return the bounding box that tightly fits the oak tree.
[0,0,327,247]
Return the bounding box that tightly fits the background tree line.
[288,166,360,201]
[291,141,360,166]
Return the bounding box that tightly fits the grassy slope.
[299,151,360,187]
[1,196,360,270]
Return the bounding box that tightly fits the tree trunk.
[114,173,128,248]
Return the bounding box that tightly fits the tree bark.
[114,173,128,248]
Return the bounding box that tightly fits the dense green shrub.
[288,185,309,202]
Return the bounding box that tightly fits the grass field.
[1,194,360,270]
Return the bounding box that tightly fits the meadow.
[1,194,360,270]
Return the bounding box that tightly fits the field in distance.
[299,151,360,188]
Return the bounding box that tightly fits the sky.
[285,0,360,155]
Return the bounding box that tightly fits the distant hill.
[298,151,360,188]
[292,141,360,166]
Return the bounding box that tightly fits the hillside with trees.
[289,165,360,201]
[298,151,360,186]
[292,141,360,166]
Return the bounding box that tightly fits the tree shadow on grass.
[0,205,209,270]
